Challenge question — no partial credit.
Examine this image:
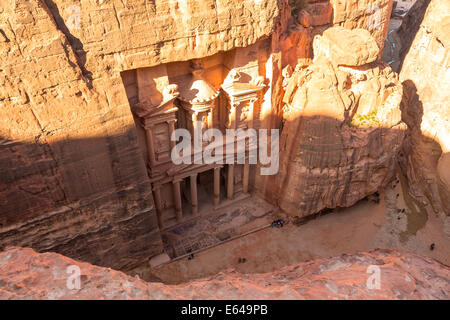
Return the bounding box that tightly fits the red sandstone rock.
[272,27,404,217]
[314,27,381,66]
[297,10,313,28]
[304,1,333,27]
[0,0,396,271]
[331,0,395,53]
[0,247,448,299]
[0,0,285,270]
[398,0,450,218]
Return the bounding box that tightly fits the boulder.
[272,27,404,217]
[398,0,450,217]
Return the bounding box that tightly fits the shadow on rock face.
[0,128,164,271]
[260,27,408,218]
[41,0,93,88]
[398,0,432,71]
[398,79,449,218]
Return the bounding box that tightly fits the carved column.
[190,174,198,216]
[168,120,176,150]
[145,126,157,167]
[152,185,164,229]
[243,162,249,194]
[214,167,220,206]
[225,102,237,201]
[191,111,198,137]
[248,98,256,129]
[229,103,237,130]
[227,164,234,200]
[172,180,182,221]
[208,109,213,129]
[242,98,256,194]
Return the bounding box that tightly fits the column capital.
[230,101,239,109]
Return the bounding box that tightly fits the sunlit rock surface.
[270,27,404,217]
[0,0,284,270]
[0,0,396,270]
[398,0,450,217]
[0,247,448,299]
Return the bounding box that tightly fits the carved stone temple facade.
[126,46,268,230]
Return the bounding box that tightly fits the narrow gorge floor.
[130,169,450,284]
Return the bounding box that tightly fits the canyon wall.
[398,0,450,217]
[0,0,284,270]
[280,0,394,67]
[0,247,448,299]
[0,0,395,269]
[258,0,398,204]
[267,26,404,217]
[0,0,164,270]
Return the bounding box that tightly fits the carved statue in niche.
[163,84,180,100]
[226,102,237,128]
[252,75,266,87]
[201,114,208,131]
[225,69,241,85]
[240,105,249,122]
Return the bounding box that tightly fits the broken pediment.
[222,71,265,102]
[133,96,179,119]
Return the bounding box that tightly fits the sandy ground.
[133,168,450,284]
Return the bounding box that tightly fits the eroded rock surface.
[0,247,448,299]
[272,27,404,217]
[0,0,396,270]
[398,0,450,217]
[330,0,394,52]
[280,0,394,67]
[0,0,284,270]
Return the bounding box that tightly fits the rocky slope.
[398,0,450,217]
[269,26,404,216]
[0,247,448,299]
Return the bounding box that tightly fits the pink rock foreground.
[0,247,448,300]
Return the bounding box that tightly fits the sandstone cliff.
[0,247,448,299]
[398,0,450,217]
[271,26,404,217]
[0,0,284,270]
[0,0,395,270]
[279,0,395,71]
